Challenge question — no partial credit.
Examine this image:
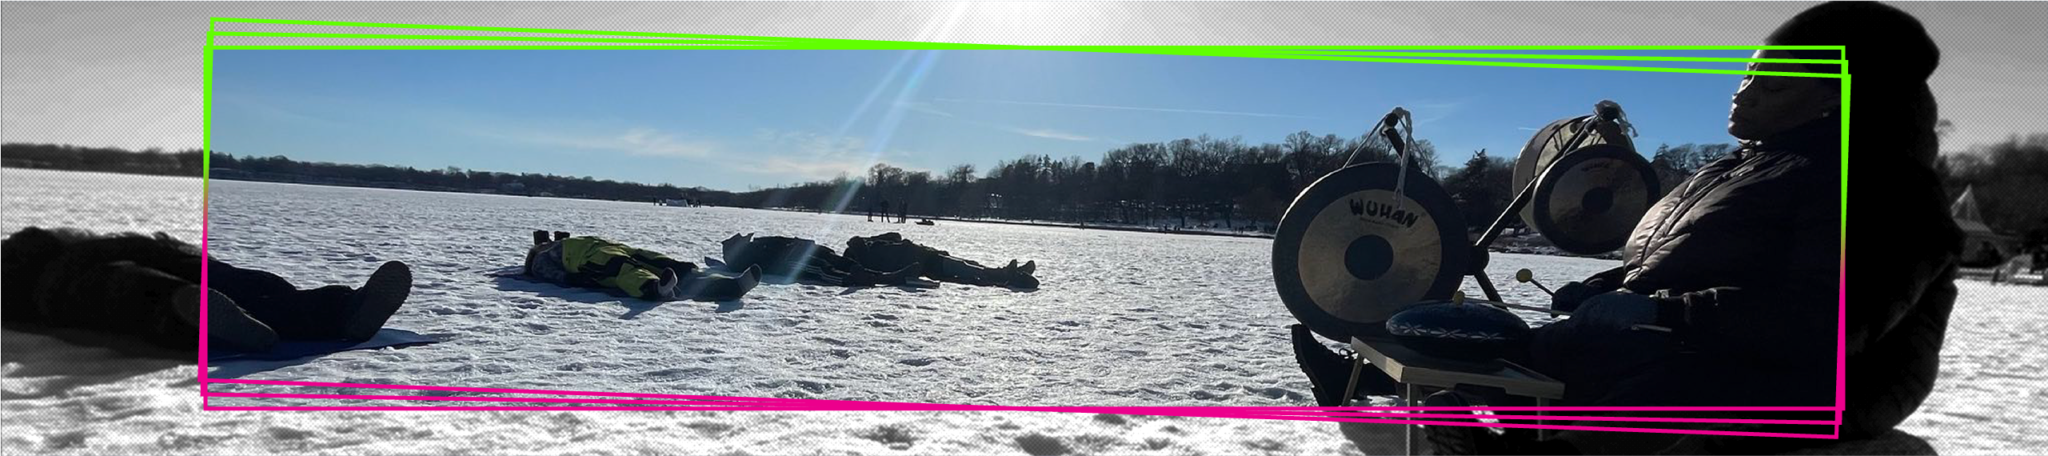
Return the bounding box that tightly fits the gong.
[1529,144,1660,254]
[1512,115,1636,228]
[1273,162,1470,342]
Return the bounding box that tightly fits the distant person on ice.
[522,230,760,301]
[2,226,414,354]
[1287,2,1956,454]
[845,232,1039,289]
[718,233,922,287]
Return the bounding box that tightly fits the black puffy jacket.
[1613,117,1959,439]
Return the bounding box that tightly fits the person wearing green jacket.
[523,230,759,301]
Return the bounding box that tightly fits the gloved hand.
[1552,282,1595,312]
[1570,291,1665,332]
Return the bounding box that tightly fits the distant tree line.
[733,132,1736,233]
[1938,132,2048,246]
[1,142,721,203]
[1,143,206,176]
[730,132,1438,231]
[22,130,2048,249]
[4,135,1741,234]
[206,153,719,202]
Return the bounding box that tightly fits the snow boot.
[340,261,412,342]
[1291,324,1396,406]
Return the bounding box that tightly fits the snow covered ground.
[3,169,2041,454]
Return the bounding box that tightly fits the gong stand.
[1463,112,1624,303]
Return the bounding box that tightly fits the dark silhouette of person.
[845,232,1038,289]
[2,226,414,354]
[718,233,921,287]
[1289,2,1954,454]
[521,230,760,301]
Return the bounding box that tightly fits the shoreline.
[891,215,1277,240]
[18,169,1610,258]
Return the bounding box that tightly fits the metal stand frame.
[1465,117,1610,303]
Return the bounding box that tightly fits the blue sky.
[212,50,1759,192]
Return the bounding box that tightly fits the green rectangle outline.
[199,17,1851,409]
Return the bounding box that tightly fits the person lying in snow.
[718,233,923,287]
[1,226,414,354]
[522,230,760,301]
[845,232,1039,289]
[1288,2,1954,453]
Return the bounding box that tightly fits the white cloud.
[754,129,873,158]
[1397,100,1467,126]
[613,128,718,157]
[735,129,934,182]
[482,127,717,158]
[895,101,955,118]
[1003,127,1093,142]
[737,157,875,181]
[934,98,1320,119]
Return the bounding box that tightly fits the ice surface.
[4,169,2039,454]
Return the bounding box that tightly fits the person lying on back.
[845,232,1039,289]
[3,226,413,354]
[719,233,921,287]
[523,230,759,301]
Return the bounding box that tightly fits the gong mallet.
[1453,294,1674,333]
[1515,268,1556,297]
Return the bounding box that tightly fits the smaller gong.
[1529,144,1661,255]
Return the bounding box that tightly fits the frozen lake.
[194,175,1607,407]
[4,169,2041,454]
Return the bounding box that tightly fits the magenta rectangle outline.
[198,378,1841,437]
[193,31,1852,438]
[193,406,1838,440]
[201,377,1840,413]
[202,389,1842,439]
[204,391,1839,426]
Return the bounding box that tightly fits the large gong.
[1273,162,1470,342]
[1513,115,1635,230]
[1529,144,1661,254]
[1512,114,1658,255]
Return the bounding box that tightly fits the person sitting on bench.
[1288,2,1954,454]
[3,226,414,354]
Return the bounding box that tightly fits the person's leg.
[576,243,672,300]
[203,257,335,333]
[236,285,355,339]
[1287,324,1399,406]
[892,236,1035,287]
[806,248,915,286]
[928,253,1002,285]
[1525,318,1678,406]
[210,259,411,342]
[624,246,695,276]
[204,257,301,302]
[678,264,760,301]
[1424,321,1706,455]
